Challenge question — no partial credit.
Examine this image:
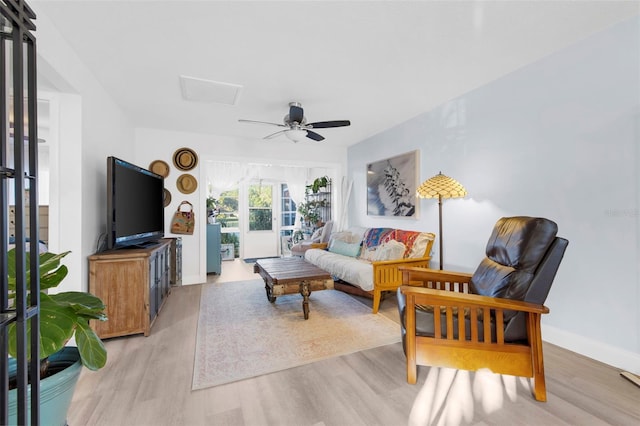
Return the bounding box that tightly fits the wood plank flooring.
[68,270,640,425]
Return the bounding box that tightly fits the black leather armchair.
[397,216,568,401]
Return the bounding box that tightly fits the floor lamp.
[416,172,467,270]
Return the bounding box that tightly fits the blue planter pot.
[8,347,82,426]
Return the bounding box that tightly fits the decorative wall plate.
[173,147,198,171]
[176,173,198,194]
[149,160,170,177]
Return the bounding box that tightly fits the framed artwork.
[367,150,418,218]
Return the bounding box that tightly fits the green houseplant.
[297,200,321,226]
[206,196,219,220]
[7,248,108,424]
[306,176,329,194]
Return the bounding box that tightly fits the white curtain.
[206,161,247,198]
[207,161,311,227]
[282,166,308,229]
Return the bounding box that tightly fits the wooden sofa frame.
[333,236,434,314]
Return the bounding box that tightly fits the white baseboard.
[543,324,640,375]
[620,371,640,387]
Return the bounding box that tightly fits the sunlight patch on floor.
[409,367,529,426]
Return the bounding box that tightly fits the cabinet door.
[89,257,147,338]
[149,252,159,322]
[175,240,182,284]
[170,238,183,285]
[159,245,170,299]
[207,224,222,274]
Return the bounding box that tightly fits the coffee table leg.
[300,281,311,319]
[264,281,276,303]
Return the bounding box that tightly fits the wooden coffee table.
[253,257,334,319]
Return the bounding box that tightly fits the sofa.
[305,227,435,313]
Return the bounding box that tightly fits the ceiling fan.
[238,102,350,142]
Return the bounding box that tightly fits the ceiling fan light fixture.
[285,128,307,142]
[239,102,351,142]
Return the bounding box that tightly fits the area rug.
[192,279,401,390]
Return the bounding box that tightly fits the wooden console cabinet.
[168,237,182,285]
[88,239,171,338]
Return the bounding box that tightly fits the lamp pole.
[438,194,443,270]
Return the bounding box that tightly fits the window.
[216,188,239,229]
[280,184,297,227]
[248,184,272,231]
[217,189,239,258]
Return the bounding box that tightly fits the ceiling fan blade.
[264,129,288,140]
[306,130,325,141]
[289,105,304,123]
[307,120,351,129]
[238,119,287,128]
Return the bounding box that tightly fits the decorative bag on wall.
[171,201,195,235]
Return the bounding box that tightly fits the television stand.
[88,239,172,338]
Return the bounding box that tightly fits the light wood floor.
[68,260,640,425]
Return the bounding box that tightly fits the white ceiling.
[32,1,639,147]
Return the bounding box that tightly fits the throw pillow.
[359,247,377,262]
[372,240,406,261]
[309,226,324,243]
[330,231,361,245]
[407,232,436,258]
[328,239,361,257]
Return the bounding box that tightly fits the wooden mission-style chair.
[397,216,568,402]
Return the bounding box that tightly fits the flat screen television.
[106,156,164,250]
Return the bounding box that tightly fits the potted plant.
[306,176,329,194]
[7,248,108,426]
[297,201,320,226]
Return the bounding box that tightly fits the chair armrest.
[399,266,473,292]
[371,257,432,267]
[401,285,548,346]
[400,285,549,314]
[370,257,432,290]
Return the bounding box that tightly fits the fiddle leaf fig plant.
[7,249,108,371]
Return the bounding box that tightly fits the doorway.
[242,181,278,259]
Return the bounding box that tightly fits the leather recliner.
[397,216,568,401]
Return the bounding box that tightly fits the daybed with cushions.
[305,227,435,313]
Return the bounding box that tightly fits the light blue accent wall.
[348,17,640,367]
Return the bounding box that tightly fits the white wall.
[134,127,346,285]
[348,17,640,373]
[34,8,136,293]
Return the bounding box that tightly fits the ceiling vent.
[179,75,242,105]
